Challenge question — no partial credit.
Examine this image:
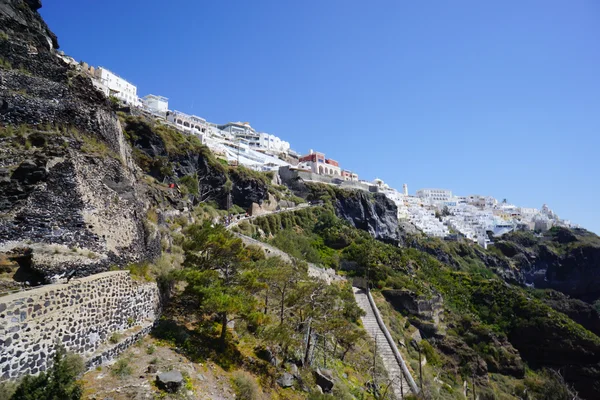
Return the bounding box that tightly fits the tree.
[11,346,84,400]
[261,257,304,325]
[183,222,257,348]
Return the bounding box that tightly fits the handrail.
[366,289,420,395]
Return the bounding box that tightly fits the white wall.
[143,95,168,114]
[95,67,138,105]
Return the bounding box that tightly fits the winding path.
[225,204,418,397]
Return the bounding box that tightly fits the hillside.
[234,182,600,399]
[0,1,599,400]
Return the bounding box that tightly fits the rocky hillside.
[2,2,600,399]
[241,190,600,398]
[0,0,274,290]
[303,182,402,243]
[493,228,600,302]
[0,0,162,284]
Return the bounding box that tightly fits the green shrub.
[147,345,156,355]
[0,381,17,400]
[179,174,199,195]
[11,346,84,400]
[420,340,441,367]
[229,204,246,214]
[109,96,120,108]
[231,371,261,400]
[111,358,132,378]
[109,332,122,344]
[127,262,152,281]
[0,57,12,69]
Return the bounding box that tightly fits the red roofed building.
[298,150,341,177]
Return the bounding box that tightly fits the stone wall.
[0,271,160,380]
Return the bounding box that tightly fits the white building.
[416,188,453,205]
[167,110,208,135]
[258,133,290,154]
[142,94,169,114]
[298,150,341,176]
[217,122,290,154]
[93,67,139,106]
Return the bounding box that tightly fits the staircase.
[353,287,418,398]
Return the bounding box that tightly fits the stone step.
[353,287,417,398]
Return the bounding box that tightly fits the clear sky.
[40,0,600,233]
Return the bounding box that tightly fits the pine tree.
[182,222,257,348]
[11,346,84,400]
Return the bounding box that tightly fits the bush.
[127,262,152,281]
[179,174,199,195]
[11,346,84,400]
[109,332,122,344]
[111,359,132,378]
[420,339,441,367]
[0,381,17,399]
[231,371,261,400]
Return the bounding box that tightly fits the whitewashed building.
[416,188,453,205]
[94,67,139,106]
[217,122,290,154]
[142,94,169,114]
[167,110,208,135]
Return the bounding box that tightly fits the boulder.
[255,346,278,366]
[314,368,334,393]
[382,289,445,338]
[11,160,47,185]
[277,372,294,388]
[156,370,184,393]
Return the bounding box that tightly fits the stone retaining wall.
[0,271,160,380]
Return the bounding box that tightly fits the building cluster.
[59,53,578,245]
[376,182,577,248]
[64,58,298,171]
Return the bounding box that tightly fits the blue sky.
[40,1,600,233]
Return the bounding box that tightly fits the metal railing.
[365,288,420,395]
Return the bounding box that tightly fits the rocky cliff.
[299,182,401,243]
[333,190,400,243]
[493,228,600,303]
[0,0,275,286]
[121,114,269,210]
[0,0,160,283]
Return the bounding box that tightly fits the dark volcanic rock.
[496,228,600,302]
[382,289,445,338]
[314,368,334,393]
[156,370,183,393]
[333,190,400,243]
[0,0,159,280]
[539,291,600,337]
[229,169,269,209]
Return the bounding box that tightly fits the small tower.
[403,183,408,196]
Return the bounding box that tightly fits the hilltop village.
[64,58,578,248]
[1,3,599,399]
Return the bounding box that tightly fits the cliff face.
[494,228,600,302]
[121,114,269,210]
[0,0,158,282]
[332,190,400,243]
